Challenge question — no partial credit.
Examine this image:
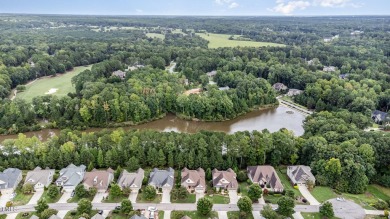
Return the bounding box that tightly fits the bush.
[237,171,248,182]
[246,179,253,185]
[384,210,389,217]
[263,189,269,196]
[374,200,389,210]
[6,201,12,207]
[143,185,157,200]
[237,187,241,194]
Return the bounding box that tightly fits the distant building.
[0,168,22,195]
[83,168,114,192]
[206,70,217,78]
[56,164,86,192]
[287,89,303,97]
[212,168,238,191]
[181,168,206,193]
[371,110,389,125]
[24,167,55,191]
[112,70,126,80]
[272,83,288,92]
[323,66,336,72]
[247,166,284,192]
[307,60,315,66]
[127,65,145,71]
[218,86,230,91]
[148,168,174,190]
[287,165,316,185]
[339,74,349,79]
[351,30,364,35]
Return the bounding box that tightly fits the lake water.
[0,105,306,142]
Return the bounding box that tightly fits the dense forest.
[0,15,389,194]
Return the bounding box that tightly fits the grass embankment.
[12,191,33,206]
[16,65,92,102]
[196,33,285,49]
[171,211,218,219]
[311,186,337,203]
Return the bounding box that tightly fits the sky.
[0,0,389,16]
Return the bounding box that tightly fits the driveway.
[218,211,228,219]
[161,189,171,204]
[164,210,171,219]
[292,212,304,219]
[92,192,108,203]
[27,190,44,205]
[298,185,320,205]
[195,191,204,202]
[57,210,68,219]
[228,190,238,204]
[6,213,18,219]
[328,198,365,219]
[0,193,12,207]
[101,210,110,218]
[57,191,72,203]
[252,211,265,219]
[129,191,138,203]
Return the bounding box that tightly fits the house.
[247,166,284,192]
[148,168,174,190]
[91,214,105,219]
[307,60,315,66]
[130,215,147,219]
[206,70,217,78]
[83,168,114,192]
[0,168,22,195]
[56,164,86,192]
[323,66,336,72]
[371,110,389,124]
[127,65,145,71]
[287,165,316,185]
[117,168,144,192]
[218,86,230,91]
[272,83,288,92]
[339,74,349,80]
[287,89,303,97]
[181,168,206,193]
[24,167,55,191]
[323,38,332,43]
[112,70,126,79]
[212,168,238,191]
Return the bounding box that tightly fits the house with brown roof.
[212,168,238,191]
[247,166,284,192]
[287,165,316,185]
[181,168,206,193]
[83,168,114,192]
[117,168,144,192]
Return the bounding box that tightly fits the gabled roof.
[206,70,217,77]
[48,215,61,219]
[117,168,144,188]
[148,168,174,188]
[247,166,284,190]
[181,168,206,189]
[288,165,315,184]
[372,110,388,122]
[212,168,238,189]
[83,168,113,190]
[0,168,21,190]
[130,215,148,219]
[56,164,86,187]
[24,167,54,186]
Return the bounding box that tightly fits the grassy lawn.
[136,194,162,203]
[109,212,128,219]
[171,211,218,219]
[171,194,196,203]
[196,33,285,49]
[67,195,94,203]
[16,65,92,102]
[39,189,61,203]
[205,194,230,204]
[342,193,377,210]
[227,211,254,219]
[263,194,283,204]
[64,210,98,219]
[367,184,390,201]
[0,215,6,219]
[15,212,35,219]
[158,211,164,219]
[277,167,302,197]
[311,186,337,203]
[146,33,165,40]
[102,195,128,203]
[239,182,249,197]
[12,191,33,206]
[301,212,340,219]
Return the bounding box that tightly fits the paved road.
[92,192,108,203]
[161,190,171,204]
[252,211,264,219]
[195,191,204,202]
[228,190,238,204]
[365,210,385,215]
[218,211,228,219]
[298,185,320,205]
[328,198,365,219]
[164,210,171,219]
[0,194,12,207]
[6,213,17,219]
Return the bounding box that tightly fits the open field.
[146,33,165,40]
[196,33,285,48]
[311,186,337,203]
[15,65,92,102]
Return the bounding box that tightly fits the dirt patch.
[184,88,202,95]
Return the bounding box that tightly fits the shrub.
[263,189,269,196]
[246,179,253,185]
[384,210,389,217]
[374,200,389,210]
[6,201,12,207]
[237,171,248,182]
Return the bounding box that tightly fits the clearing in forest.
[16,65,92,102]
[196,33,285,48]
[146,33,165,40]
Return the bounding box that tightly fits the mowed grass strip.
[196,33,285,48]
[16,65,92,102]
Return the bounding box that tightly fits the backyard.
[196,33,285,49]
[15,65,92,102]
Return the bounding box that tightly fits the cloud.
[135,9,143,13]
[215,0,239,9]
[269,1,311,15]
[313,0,351,7]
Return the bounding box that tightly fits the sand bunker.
[45,88,58,95]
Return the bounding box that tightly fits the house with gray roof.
[130,215,147,219]
[148,168,174,190]
[287,165,316,185]
[56,164,86,192]
[218,86,230,91]
[323,66,336,72]
[206,70,217,78]
[287,89,303,97]
[247,166,284,192]
[112,70,126,80]
[117,168,144,192]
[212,168,238,191]
[91,214,105,219]
[24,167,55,191]
[272,83,288,92]
[372,110,389,125]
[0,168,22,195]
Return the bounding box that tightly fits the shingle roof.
[247,166,284,191]
[117,168,144,189]
[148,168,174,189]
[0,168,21,189]
[288,165,315,184]
[83,168,114,190]
[56,164,86,187]
[212,168,238,189]
[130,214,148,219]
[24,167,54,186]
[181,168,206,189]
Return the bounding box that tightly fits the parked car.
[71,191,75,197]
[115,206,121,210]
[98,210,103,215]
